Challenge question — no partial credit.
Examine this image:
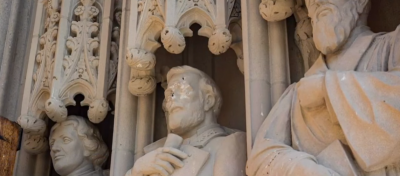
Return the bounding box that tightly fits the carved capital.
[208,27,232,55]
[23,134,49,154]
[259,0,295,22]
[161,27,186,54]
[88,99,109,123]
[126,48,156,71]
[18,115,49,154]
[45,97,68,122]
[128,75,157,96]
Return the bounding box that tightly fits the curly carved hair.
[50,115,109,168]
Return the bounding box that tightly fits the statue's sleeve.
[247,85,339,176]
[324,27,400,172]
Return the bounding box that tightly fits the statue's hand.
[131,147,188,176]
[297,74,326,109]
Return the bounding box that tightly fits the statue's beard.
[313,2,359,55]
[170,110,204,135]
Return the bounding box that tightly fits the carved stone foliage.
[63,0,100,89]
[18,0,116,154]
[127,0,240,96]
[293,2,320,70]
[44,0,110,125]
[259,0,295,22]
[17,0,61,154]
[228,0,243,74]
[108,8,122,95]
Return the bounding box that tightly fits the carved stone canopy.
[126,0,242,96]
[18,0,120,154]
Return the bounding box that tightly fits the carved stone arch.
[176,8,215,38]
[18,0,118,155]
[127,0,239,96]
[136,16,164,52]
[29,89,51,118]
[58,79,96,106]
[16,0,62,154]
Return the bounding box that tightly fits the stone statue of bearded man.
[248,0,400,175]
[50,115,109,176]
[126,66,246,176]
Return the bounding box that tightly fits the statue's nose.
[51,142,61,153]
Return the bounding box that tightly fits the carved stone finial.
[45,98,68,122]
[24,134,49,154]
[161,27,186,54]
[18,115,46,135]
[128,76,157,96]
[259,0,295,22]
[126,48,156,71]
[88,99,109,123]
[18,116,48,154]
[208,27,232,55]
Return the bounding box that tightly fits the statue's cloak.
[248,26,400,176]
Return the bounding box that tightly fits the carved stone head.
[164,66,222,135]
[49,115,109,176]
[305,0,370,54]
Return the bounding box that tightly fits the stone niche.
[48,94,114,176]
[153,24,246,141]
[13,0,400,175]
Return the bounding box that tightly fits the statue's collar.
[182,124,227,148]
[305,30,377,76]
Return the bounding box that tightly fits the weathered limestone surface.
[126,66,247,176]
[240,0,271,155]
[49,116,109,176]
[0,0,13,65]
[0,0,37,122]
[248,0,400,175]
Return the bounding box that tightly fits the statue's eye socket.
[63,137,72,143]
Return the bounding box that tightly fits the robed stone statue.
[247,0,400,175]
[126,66,246,176]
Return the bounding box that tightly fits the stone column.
[240,0,271,155]
[269,21,290,105]
[0,0,36,122]
[11,0,43,176]
[134,94,155,161]
[110,1,139,176]
[0,0,12,66]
